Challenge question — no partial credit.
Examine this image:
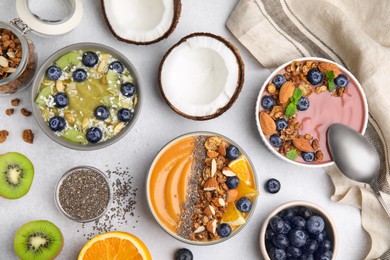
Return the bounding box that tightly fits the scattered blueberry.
[301,152,315,162]
[86,127,103,143]
[46,65,62,80]
[236,197,252,213]
[49,116,66,132]
[226,145,240,160]
[53,92,68,108]
[117,108,133,122]
[272,75,287,89]
[269,247,287,260]
[226,176,239,189]
[217,223,231,238]
[109,61,124,73]
[120,82,136,97]
[297,97,310,111]
[297,207,312,219]
[291,216,306,229]
[261,95,275,110]
[286,246,301,258]
[82,51,99,67]
[94,106,110,120]
[306,69,323,85]
[276,118,288,131]
[270,134,283,148]
[270,216,285,233]
[334,74,349,87]
[289,229,308,247]
[175,248,193,260]
[273,234,289,249]
[306,216,325,235]
[265,178,281,194]
[280,221,292,235]
[299,253,314,260]
[73,68,87,82]
[303,240,318,254]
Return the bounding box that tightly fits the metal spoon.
[327,123,390,217]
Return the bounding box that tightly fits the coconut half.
[159,33,245,120]
[101,0,181,45]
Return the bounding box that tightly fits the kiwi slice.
[14,220,63,260]
[0,152,34,199]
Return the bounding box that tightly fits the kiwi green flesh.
[14,220,63,260]
[35,86,53,106]
[0,152,34,199]
[55,51,81,70]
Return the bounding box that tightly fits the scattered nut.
[0,130,9,143]
[20,108,32,117]
[5,108,14,116]
[22,129,34,144]
[11,98,20,106]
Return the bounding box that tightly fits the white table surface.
[0,0,368,259]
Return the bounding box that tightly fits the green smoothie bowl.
[32,43,141,150]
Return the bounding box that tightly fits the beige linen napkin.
[226,0,390,259]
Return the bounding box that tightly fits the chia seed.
[58,167,110,221]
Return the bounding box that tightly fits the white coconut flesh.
[103,0,175,43]
[161,36,240,117]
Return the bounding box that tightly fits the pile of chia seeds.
[77,164,139,240]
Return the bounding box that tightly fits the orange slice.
[228,155,251,184]
[221,202,246,226]
[237,181,259,198]
[78,232,152,260]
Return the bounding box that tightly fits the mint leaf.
[286,149,298,160]
[325,71,335,92]
[292,88,303,103]
[285,103,296,118]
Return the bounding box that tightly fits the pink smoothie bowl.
[255,57,368,168]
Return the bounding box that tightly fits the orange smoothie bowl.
[255,57,368,167]
[146,132,259,245]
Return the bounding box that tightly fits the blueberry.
[291,216,306,229]
[73,68,87,82]
[270,216,285,233]
[280,221,292,235]
[276,118,288,131]
[226,176,239,189]
[53,92,68,108]
[302,240,318,254]
[286,246,301,258]
[265,178,281,194]
[273,234,289,249]
[86,127,103,143]
[313,230,327,243]
[94,106,110,120]
[289,229,308,247]
[279,208,297,221]
[217,223,231,238]
[296,97,310,111]
[48,116,66,132]
[266,227,276,240]
[46,65,62,80]
[306,215,325,235]
[117,108,133,122]
[261,95,275,110]
[236,197,252,213]
[269,247,287,260]
[175,248,193,260]
[269,134,283,148]
[318,240,332,252]
[306,69,323,85]
[334,74,349,87]
[272,75,287,90]
[301,152,315,162]
[82,51,99,67]
[226,145,240,160]
[299,253,314,260]
[120,82,136,97]
[109,61,124,73]
[315,250,332,260]
[297,207,312,219]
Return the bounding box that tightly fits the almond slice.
[203,205,215,217]
[318,62,340,77]
[222,167,236,177]
[206,219,217,234]
[212,197,226,207]
[259,111,276,136]
[194,226,205,234]
[211,159,217,177]
[279,81,295,103]
[292,137,314,152]
[226,189,238,203]
[204,178,218,191]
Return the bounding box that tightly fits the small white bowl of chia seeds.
[55,166,111,223]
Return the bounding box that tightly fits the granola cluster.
[187,136,241,241]
[259,60,349,162]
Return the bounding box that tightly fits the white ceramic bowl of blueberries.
[259,200,338,260]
